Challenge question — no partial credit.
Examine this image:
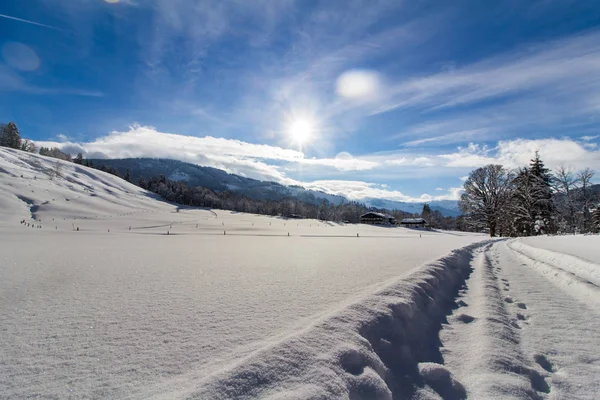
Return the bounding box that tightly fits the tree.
[74,153,84,164]
[39,146,72,161]
[459,164,514,237]
[593,206,600,233]
[577,168,595,233]
[421,203,432,224]
[124,168,131,182]
[554,165,580,233]
[20,139,37,153]
[528,151,555,233]
[138,176,147,189]
[0,122,22,149]
[510,168,537,236]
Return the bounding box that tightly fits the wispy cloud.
[373,30,600,115]
[581,135,599,141]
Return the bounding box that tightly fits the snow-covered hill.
[2,148,595,399]
[0,148,170,225]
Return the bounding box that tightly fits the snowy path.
[442,240,600,399]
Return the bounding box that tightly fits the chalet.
[400,218,427,228]
[360,212,396,225]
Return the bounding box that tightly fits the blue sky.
[1,0,600,202]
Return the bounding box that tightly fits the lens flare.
[2,42,39,71]
[336,69,381,100]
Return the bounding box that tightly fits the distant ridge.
[89,158,461,216]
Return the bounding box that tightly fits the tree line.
[0,122,37,153]
[459,151,600,236]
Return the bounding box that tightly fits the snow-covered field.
[1,147,599,399]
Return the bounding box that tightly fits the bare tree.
[553,165,580,233]
[459,164,515,237]
[577,168,595,232]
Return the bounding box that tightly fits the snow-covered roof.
[401,218,426,224]
[360,212,394,219]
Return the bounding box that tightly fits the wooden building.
[360,212,396,225]
[400,218,427,228]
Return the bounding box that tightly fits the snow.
[0,148,486,399]
[441,239,600,399]
[1,147,598,399]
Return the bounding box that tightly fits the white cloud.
[35,126,599,204]
[304,180,461,203]
[581,135,599,141]
[413,156,434,166]
[34,125,380,183]
[439,138,600,171]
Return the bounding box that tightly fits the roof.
[360,212,391,218]
[401,218,426,224]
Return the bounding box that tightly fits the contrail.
[0,13,63,31]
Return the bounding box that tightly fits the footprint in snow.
[534,354,555,373]
[517,302,527,310]
[504,297,514,304]
[516,313,529,321]
[456,314,476,323]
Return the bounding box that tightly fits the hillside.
[88,158,461,216]
[0,148,170,225]
[88,158,348,206]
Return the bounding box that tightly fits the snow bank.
[508,240,600,311]
[510,240,600,287]
[144,241,489,399]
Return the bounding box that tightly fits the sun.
[289,119,313,145]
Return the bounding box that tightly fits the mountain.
[88,158,347,206]
[364,198,461,217]
[88,158,462,216]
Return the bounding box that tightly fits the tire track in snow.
[509,241,600,287]
[494,240,600,399]
[441,242,551,399]
[507,240,600,313]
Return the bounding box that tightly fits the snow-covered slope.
[0,148,170,226]
[0,148,487,399]
[2,148,595,399]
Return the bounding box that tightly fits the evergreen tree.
[0,122,22,149]
[593,206,600,233]
[138,176,147,189]
[510,167,548,236]
[421,203,432,225]
[528,151,555,233]
[74,153,84,164]
[124,168,131,182]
